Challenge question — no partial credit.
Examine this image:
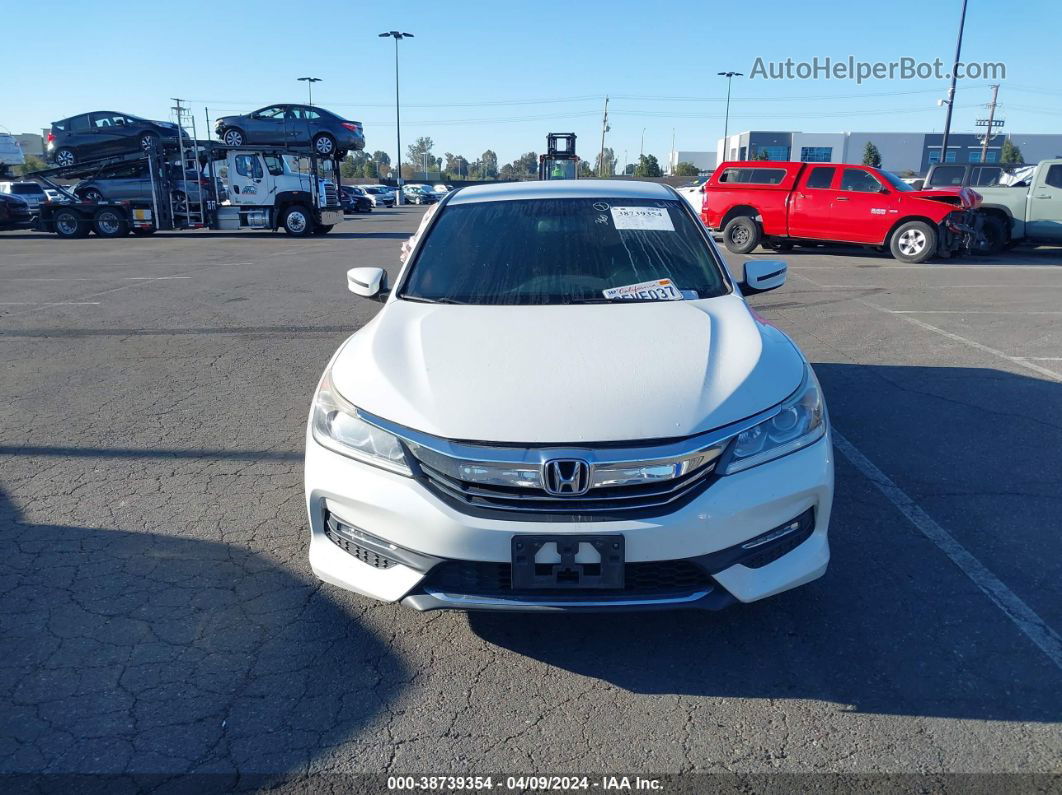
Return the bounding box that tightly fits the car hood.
[907,186,983,209]
[329,294,805,443]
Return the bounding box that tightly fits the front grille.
[422,559,711,596]
[324,524,395,569]
[414,459,715,519]
[320,181,339,208]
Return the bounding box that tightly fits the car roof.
[447,179,676,205]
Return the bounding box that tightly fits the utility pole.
[979,84,1000,163]
[598,95,610,178]
[670,128,676,175]
[940,0,969,164]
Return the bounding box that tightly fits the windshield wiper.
[562,297,667,305]
[400,296,468,305]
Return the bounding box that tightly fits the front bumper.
[305,429,834,612]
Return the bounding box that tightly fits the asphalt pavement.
[1,208,1060,784]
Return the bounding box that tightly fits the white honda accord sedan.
[305,180,833,612]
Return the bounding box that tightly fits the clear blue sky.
[3,0,1060,167]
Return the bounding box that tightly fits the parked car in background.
[676,175,712,216]
[704,161,984,263]
[361,185,396,207]
[0,181,47,213]
[402,184,437,205]
[925,158,1062,251]
[47,111,187,166]
[214,105,365,157]
[307,180,833,612]
[431,183,453,199]
[340,185,373,214]
[0,192,34,229]
[72,162,211,211]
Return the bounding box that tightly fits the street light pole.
[940,0,969,165]
[718,71,742,157]
[379,31,414,204]
[297,76,321,106]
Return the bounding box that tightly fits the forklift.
[538,133,579,180]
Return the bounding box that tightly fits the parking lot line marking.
[889,310,1062,315]
[832,429,1062,672]
[0,302,101,306]
[790,272,1062,383]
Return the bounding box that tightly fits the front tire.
[889,220,937,263]
[976,216,1007,255]
[722,215,761,254]
[282,205,313,236]
[312,134,337,156]
[93,208,129,238]
[140,132,160,152]
[222,128,244,147]
[53,209,89,238]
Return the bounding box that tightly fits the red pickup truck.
[701,161,983,263]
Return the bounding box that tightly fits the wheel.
[282,205,313,236]
[93,207,129,238]
[171,191,189,215]
[79,189,104,203]
[222,128,244,147]
[975,216,1007,255]
[722,216,761,254]
[54,148,77,167]
[889,220,937,263]
[312,134,337,156]
[140,132,160,152]
[52,209,89,238]
[132,226,156,236]
[313,224,334,235]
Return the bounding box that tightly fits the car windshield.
[11,184,44,195]
[879,170,915,192]
[400,197,728,305]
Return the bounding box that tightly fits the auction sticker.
[610,206,674,231]
[602,278,683,301]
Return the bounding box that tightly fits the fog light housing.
[738,508,815,568]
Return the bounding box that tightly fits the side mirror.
[347,267,389,301]
[740,260,787,294]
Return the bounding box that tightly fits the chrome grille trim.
[356,406,780,518]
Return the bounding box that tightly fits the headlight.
[718,365,827,474]
[311,370,411,475]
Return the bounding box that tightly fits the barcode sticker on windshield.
[610,206,674,231]
[602,279,683,301]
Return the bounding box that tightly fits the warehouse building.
[717,130,1062,175]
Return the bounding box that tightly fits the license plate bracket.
[511,535,624,590]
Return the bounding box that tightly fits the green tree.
[370,150,391,178]
[480,149,498,179]
[510,151,538,177]
[633,154,662,177]
[578,161,593,178]
[405,137,436,175]
[1000,138,1024,164]
[754,150,770,161]
[594,147,617,177]
[624,163,636,175]
[862,141,882,168]
[673,161,699,176]
[499,163,516,180]
[340,155,358,179]
[16,155,47,175]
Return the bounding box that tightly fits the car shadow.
[0,486,407,775]
[470,363,1062,724]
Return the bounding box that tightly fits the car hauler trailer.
[23,138,343,239]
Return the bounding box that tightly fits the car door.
[230,154,264,205]
[88,112,130,156]
[288,106,321,144]
[246,106,288,144]
[787,165,837,239]
[828,167,893,243]
[1026,163,1062,241]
